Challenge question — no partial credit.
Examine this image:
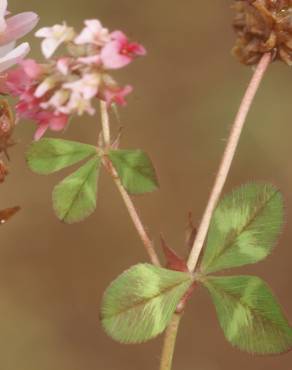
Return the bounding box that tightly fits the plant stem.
[99,104,161,266]
[105,158,161,266]
[159,314,181,370]
[187,52,271,272]
[100,101,111,145]
[159,53,271,370]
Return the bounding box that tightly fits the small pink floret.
[33,112,68,140]
[103,85,133,106]
[101,30,146,69]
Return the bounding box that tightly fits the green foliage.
[108,149,159,194]
[101,263,193,343]
[26,138,97,175]
[201,183,283,274]
[53,156,101,223]
[203,275,292,354]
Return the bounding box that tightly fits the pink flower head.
[101,31,146,69]
[0,0,39,72]
[2,18,146,140]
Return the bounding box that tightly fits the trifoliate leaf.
[203,275,292,354]
[101,263,193,343]
[201,183,284,274]
[108,149,159,194]
[26,138,97,174]
[53,156,101,223]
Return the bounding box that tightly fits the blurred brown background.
[1,0,292,369]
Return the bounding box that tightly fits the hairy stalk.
[159,314,182,370]
[99,103,161,266]
[104,158,161,266]
[159,52,271,370]
[100,101,111,145]
[187,52,271,272]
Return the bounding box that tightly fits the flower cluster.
[0,0,38,182]
[1,20,146,139]
[0,0,38,72]
[232,0,292,65]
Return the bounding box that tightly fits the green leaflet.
[53,156,101,223]
[203,275,292,354]
[101,263,193,343]
[108,149,159,194]
[201,183,283,274]
[26,138,97,174]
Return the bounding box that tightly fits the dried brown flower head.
[0,206,20,225]
[0,160,8,183]
[0,99,15,159]
[232,0,292,65]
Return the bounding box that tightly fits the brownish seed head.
[232,0,292,65]
[0,160,8,183]
[0,100,16,159]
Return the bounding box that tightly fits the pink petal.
[127,42,146,56]
[0,0,7,32]
[57,57,71,75]
[21,59,43,79]
[49,114,68,131]
[85,19,103,33]
[20,59,43,80]
[101,41,131,69]
[32,111,67,139]
[34,122,49,140]
[101,31,146,69]
[0,41,15,57]
[4,67,30,94]
[40,37,60,59]
[104,85,133,106]
[75,19,109,45]
[35,27,52,38]
[0,42,30,72]
[75,27,93,44]
[77,54,100,65]
[0,12,39,45]
[110,30,128,43]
